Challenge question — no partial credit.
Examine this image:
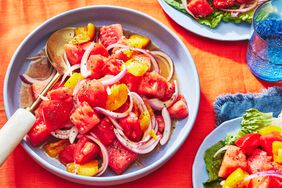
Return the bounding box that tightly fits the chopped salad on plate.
[19,22,189,177]
[164,0,268,28]
[204,109,282,188]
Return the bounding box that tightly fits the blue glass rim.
[252,0,282,48]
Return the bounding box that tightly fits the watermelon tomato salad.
[20,22,189,177]
[164,0,268,28]
[204,109,282,188]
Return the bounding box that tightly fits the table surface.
[0,0,281,187]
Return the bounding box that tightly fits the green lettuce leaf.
[203,141,225,187]
[163,0,254,28]
[204,179,222,188]
[225,108,272,145]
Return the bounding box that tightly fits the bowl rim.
[3,5,200,183]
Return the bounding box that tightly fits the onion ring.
[87,133,109,176]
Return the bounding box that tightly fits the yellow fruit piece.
[144,101,154,117]
[259,125,282,135]
[125,59,149,77]
[128,34,150,49]
[223,168,249,188]
[66,161,99,177]
[149,130,158,139]
[43,140,68,158]
[272,141,282,164]
[139,110,151,131]
[66,162,78,174]
[69,23,95,44]
[106,84,128,111]
[64,73,84,89]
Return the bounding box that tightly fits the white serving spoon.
[0,27,76,166]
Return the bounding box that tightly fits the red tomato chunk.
[138,72,175,101]
[59,144,76,164]
[187,0,213,18]
[119,112,143,142]
[167,96,188,119]
[74,136,100,164]
[27,117,49,146]
[235,133,261,156]
[91,118,116,146]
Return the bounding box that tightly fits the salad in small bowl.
[195,109,282,188]
[164,0,268,28]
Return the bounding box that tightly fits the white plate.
[158,0,252,41]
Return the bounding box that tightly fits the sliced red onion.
[243,170,282,182]
[101,65,127,86]
[60,64,81,85]
[20,69,56,85]
[50,129,70,139]
[152,116,158,133]
[181,0,198,19]
[106,43,160,73]
[80,42,95,78]
[87,133,109,176]
[108,117,124,130]
[114,128,161,154]
[94,92,133,118]
[220,0,258,13]
[231,4,246,17]
[151,51,174,81]
[130,92,152,141]
[73,79,86,96]
[213,145,229,158]
[69,126,78,144]
[160,107,171,145]
[146,80,179,110]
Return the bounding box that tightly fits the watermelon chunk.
[91,118,116,146]
[107,140,138,174]
[247,149,274,174]
[218,145,247,178]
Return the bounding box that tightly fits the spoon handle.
[0,109,36,166]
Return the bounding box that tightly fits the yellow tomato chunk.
[69,23,95,44]
[139,110,151,131]
[125,59,149,77]
[223,168,249,188]
[66,161,99,177]
[259,125,282,135]
[43,140,68,158]
[128,34,150,49]
[272,141,282,164]
[64,73,84,89]
[106,84,128,111]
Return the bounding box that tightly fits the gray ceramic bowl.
[4,6,200,185]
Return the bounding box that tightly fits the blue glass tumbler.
[247,0,282,82]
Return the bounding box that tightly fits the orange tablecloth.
[1,0,281,187]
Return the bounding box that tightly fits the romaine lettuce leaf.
[203,141,225,187]
[163,0,254,28]
[225,108,272,145]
